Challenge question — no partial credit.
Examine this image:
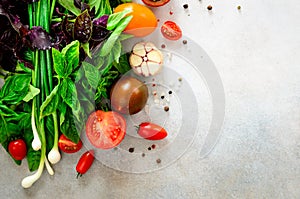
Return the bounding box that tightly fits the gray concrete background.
[1,0,300,198]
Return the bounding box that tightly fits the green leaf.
[52,48,69,78]
[58,102,67,126]
[40,84,60,119]
[60,78,77,109]
[81,42,92,58]
[89,0,112,17]
[0,104,18,117]
[62,40,80,71]
[107,9,132,31]
[113,53,131,74]
[60,107,80,143]
[23,85,40,102]
[26,147,41,172]
[45,116,54,153]
[111,39,122,63]
[82,62,100,89]
[57,0,81,16]
[0,74,31,104]
[100,15,132,57]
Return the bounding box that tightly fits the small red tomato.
[142,0,170,7]
[137,122,168,140]
[58,134,83,153]
[161,21,182,41]
[8,139,27,160]
[76,150,95,178]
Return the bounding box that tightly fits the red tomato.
[76,150,94,178]
[8,139,27,160]
[142,0,170,7]
[161,21,182,41]
[137,122,168,140]
[86,110,126,149]
[58,134,83,153]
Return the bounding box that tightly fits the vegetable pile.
[0,0,177,188]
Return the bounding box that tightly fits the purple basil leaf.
[26,26,52,50]
[93,15,109,28]
[73,9,92,43]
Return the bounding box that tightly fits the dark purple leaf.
[26,26,52,50]
[73,10,92,43]
[93,15,109,28]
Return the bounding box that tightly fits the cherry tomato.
[114,3,157,37]
[110,76,149,115]
[142,0,170,7]
[137,122,168,140]
[8,139,27,160]
[76,150,94,178]
[58,134,83,153]
[86,110,126,149]
[161,21,182,41]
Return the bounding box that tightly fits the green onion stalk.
[22,0,59,188]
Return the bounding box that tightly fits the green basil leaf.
[89,0,112,17]
[0,74,31,104]
[58,102,67,126]
[60,78,76,109]
[113,53,131,74]
[23,85,40,102]
[60,107,80,144]
[62,40,80,71]
[111,39,122,63]
[57,0,81,16]
[100,15,132,57]
[107,9,132,31]
[81,42,92,58]
[52,48,68,78]
[82,61,100,89]
[0,122,20,146]
[40,84,60,119]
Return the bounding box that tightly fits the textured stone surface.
[1,0,300,198]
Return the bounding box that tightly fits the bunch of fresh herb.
[0,0,132,188]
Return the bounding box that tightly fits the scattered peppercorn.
[164,106,169,112]
[237,5,241,10]
[183,4,188,9]
[151,144,156,149]
[129,147,134,153]
[182,40,187,45]
[142,153,145,157]
[161,44,166,49]
[161,95,165,99]
[156,158,161,164]
[207,5,213,10]
[148,147,151,151]
[168,90,172,94]
[169,11,173,15]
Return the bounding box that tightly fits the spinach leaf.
[0,74,31,104]
[26,147,41,172]
[40,84,60,119]
[45,116,54,154]
[23,129,40,172]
